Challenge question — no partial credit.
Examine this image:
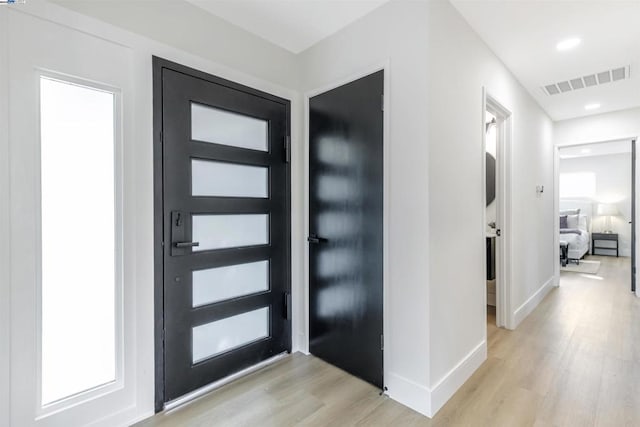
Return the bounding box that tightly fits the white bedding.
[559,214,590,260]
[561,230,590,260]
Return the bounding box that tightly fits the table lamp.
[596,203,619,233]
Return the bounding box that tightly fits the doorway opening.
[556,138,637,294]
[483,93,512,329]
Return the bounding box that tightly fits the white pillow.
[578,214,588,230]
[566,214,579,229]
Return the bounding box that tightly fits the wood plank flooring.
[137,255,640,426]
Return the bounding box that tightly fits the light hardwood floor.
[137,255,640,427]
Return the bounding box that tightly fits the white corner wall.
[298,0,432,415]
[425,0,554,415]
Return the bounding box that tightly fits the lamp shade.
[597,203,619,216]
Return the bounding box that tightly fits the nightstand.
[592,232,619,257]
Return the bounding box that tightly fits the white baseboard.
[116,410,154,427]
[85,405,152,427]
[428,340,487,416]
[512,276,554,328]
[390,275,553,418]
[386,340,487,418]
[386,372,432,417]
[293,333,309,355]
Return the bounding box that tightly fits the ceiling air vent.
[583,74,598,87]
[542,66,630,96]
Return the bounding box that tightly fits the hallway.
[469,255,639,426]
[138,256,640,427]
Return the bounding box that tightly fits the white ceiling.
[451,0,640,121]
[559,139,633,159]
[185,0,389,54]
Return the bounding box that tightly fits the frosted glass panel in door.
[192,307,269,363]
[192,260,269,307]
[191,103,268,151]
[192,214,268,251]
[191,159,268,198]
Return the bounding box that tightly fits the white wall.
[560,153,632,256]
[298,0,432,414]
[555,107,640,147]
[425,0,554,412]
[299,0,555,417]
[52,0,300,90]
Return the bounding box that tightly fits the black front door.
[154,58,291,408]
[308,71,384,388]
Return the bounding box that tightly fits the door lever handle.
[307,235,327,244]
[174,241,200,248]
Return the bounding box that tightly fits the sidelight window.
[39,76,120,406]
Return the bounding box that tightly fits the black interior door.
[154,58,291,408]
[308,71,384,388]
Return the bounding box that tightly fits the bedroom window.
[559,172,596,199]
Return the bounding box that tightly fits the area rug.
[560,260,600,274]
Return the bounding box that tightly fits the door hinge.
[381,334,384,351]
[284,292,292,320]
[284,135,291,163]
[381,94,384,112]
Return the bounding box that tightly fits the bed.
[559,211,590,263]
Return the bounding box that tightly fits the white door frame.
[553,136,639,297]
[482,89,514,329]
[303,61,390,385]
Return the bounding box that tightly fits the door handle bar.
[174,241,200,248]
[307,235,328,244]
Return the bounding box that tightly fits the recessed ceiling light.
[581,148,592,154]
[585,103,601,110]
[556,37,581,51]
